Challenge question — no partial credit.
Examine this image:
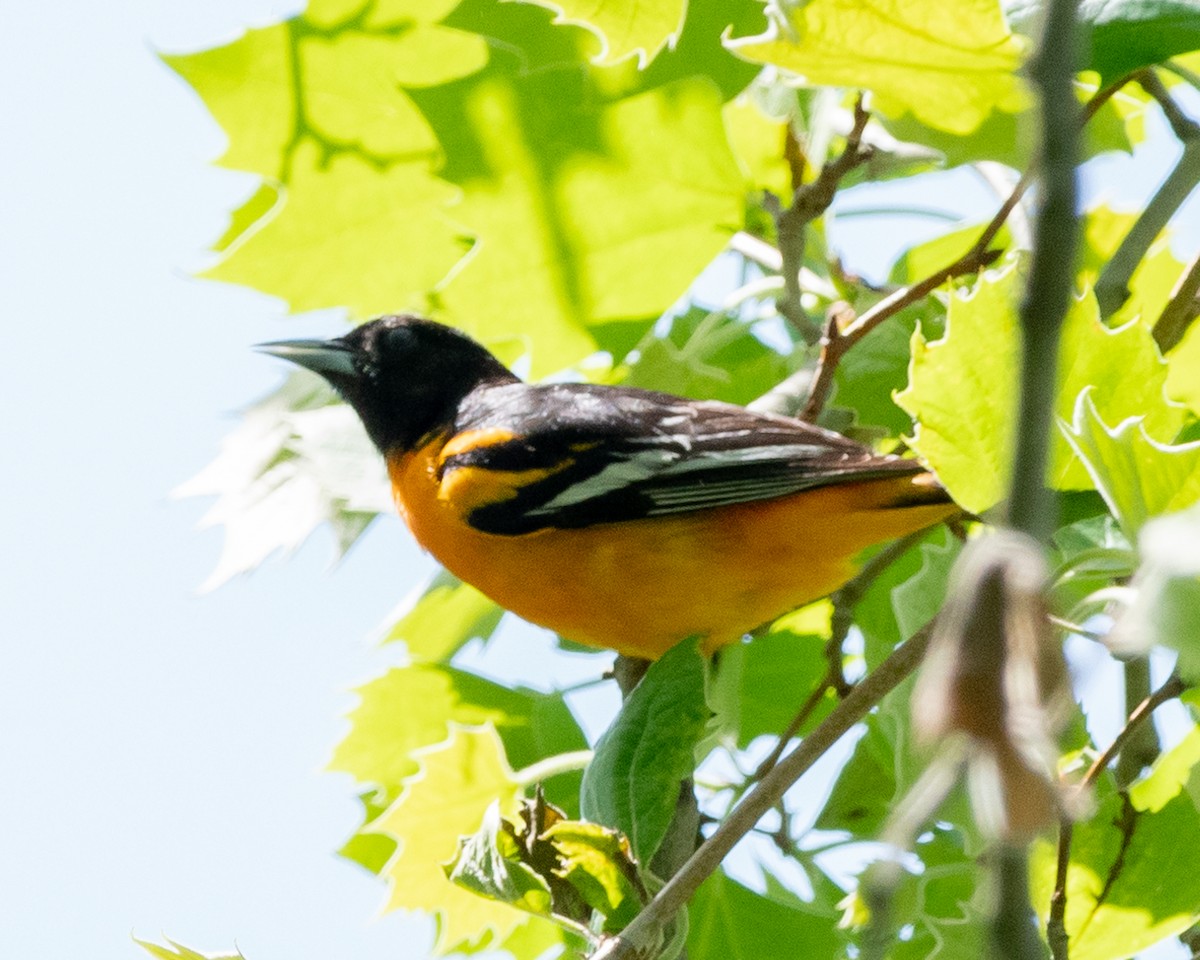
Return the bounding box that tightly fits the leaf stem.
[512,750,595,787]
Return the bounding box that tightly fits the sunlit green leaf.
[514,0,687,65]
[368,725,562,952]
[729,0,1028,134]
[543,819,645,930]
[896,263,1186,513]
[328,664,587,810]
[1030,789,1200,960]
[1061,390,1200,538]
[379,569,505,662]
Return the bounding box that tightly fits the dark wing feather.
[445,382,928,535]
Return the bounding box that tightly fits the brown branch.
[1153,251,1200,352]
[1048,817,1073,960]
[774,95,874,345]
[1080,672,1185,790]
[751,527,938,781]
[789,72,1138,423]
[591,626,932,960]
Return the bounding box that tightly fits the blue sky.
[3,4,1198,960]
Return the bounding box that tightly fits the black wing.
[444,382,929,535]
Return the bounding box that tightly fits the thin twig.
[1095,70,1200,319]
[1153,251,1200,352]
[784,73,1135,423]
[591,626,932,960]
[1079,672,1185,790]
[752,528,938,780]
[1049,672,1186,959]
[1048,817,1073,960]
[773,96,874,344]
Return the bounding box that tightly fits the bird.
[259,314,957,660]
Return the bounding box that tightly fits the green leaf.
[328,664,588,811]
[446,800,554,916]
[619,307,800,405]
[1061,390,1200,539]
[1166,310,1200,419]
[709,602,833,750]
[687,870,843,959]
[542,819,646,931]
[337,789,397,874]
[890,524,962,642]
[580,638,709,865]
[729,0,1028,135]
[890,827,988,960]
[432,74,747,374]
[1129,723,1200,814]
[136,940,244,960]
[895,263,1186,513]
[369,725,562,952]
[1007,0,1200,83]
[854,527,953,667]
[875,78,1143,170]
[380,569,505,662]
[513,0,687,65]
[1030,790,1200,960]
[175,374,390,589]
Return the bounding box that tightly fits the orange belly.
[388,441,956,659]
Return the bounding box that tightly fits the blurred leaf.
[1061,390,1200,539]
[137,941,244,960]
[338,789,397,874]
[1006,0,1200,82]
[176,374,389,589]
[890,525,962,642]
[854,527,953,667]
[876,79,1143,170]
[328,664,587,812]
[832,308,931,437]
[581,639,709,864]
[1114,505,1200,678]
[380,569,505,662]
[369,725,562,952]
[688,870,843,959]
[709,602,833,749]
[620,307,800,404]
[1030,789,1200,960]
[513,0,686,65]
[729,0,1028,135]
[1048,513,1136,615]
[891,828,988,960]
[896,263,1186,513]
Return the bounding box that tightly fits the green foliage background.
[157,0,1200,957]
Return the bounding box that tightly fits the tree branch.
[591,627,932,960]
[1049,672,1186,958]
[1095,70,1200,320]
[1153,251,1200,352]
[772,96,874,344]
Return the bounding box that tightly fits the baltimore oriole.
[260,315,956,660]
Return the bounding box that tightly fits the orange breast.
[388,439,957,659]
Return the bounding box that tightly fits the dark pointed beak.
[255,338,358,379]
